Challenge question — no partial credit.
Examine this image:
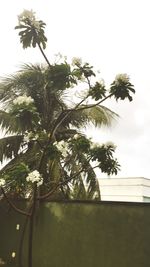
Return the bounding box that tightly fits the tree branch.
[38,43,51,68]
[48,79,113,142]
[28,185,37,267]
[18,208,32,267]
[37,164,99,200]
[75,92,114,112]
[0,187,31,216]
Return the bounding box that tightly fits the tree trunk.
[28,186,37,267]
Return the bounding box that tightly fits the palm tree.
[0,63,118,200]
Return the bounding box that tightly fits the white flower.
[91,142,99,149]
[16,224,20,230]
[73,134,80,140]
[31,21,41,30]
[54,140,68,157]
[0,179,5,187]
[26,170,43,187]
[11,252,16,258]
[98,79,105,86]
[104,141,116,149]
[37,178,43,187]
[18,9,36,23]
[18,10,41,30]
[13,95,34,106]
[115,73,129,85]
[72,57,82,66]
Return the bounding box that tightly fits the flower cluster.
[18,9,35,21]
[54,140,69,158]
[91,142,100,149]
[0,179,5,187]
[18,9,41,30]
[26,170,43,187]
[114,73,130,85]
[72,57,82,66]
[13,95,34,106]
[110,73,135,102]
[104,141,117,149]
[73,134,80,140]
[91,141,116,150]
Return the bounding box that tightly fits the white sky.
[0,0,150,178]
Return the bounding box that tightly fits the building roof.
[99,177,150,202]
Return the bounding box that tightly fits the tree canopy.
[0,9,135,202]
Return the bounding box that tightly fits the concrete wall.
[0,200,150,267]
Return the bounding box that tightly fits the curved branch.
[49,94,90,141]
[0,187,31,216]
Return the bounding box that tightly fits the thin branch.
[37,164,99,200]
[48,93,90,142]
[48,78,113,141]
[47,75,93,142]
[60,164,99,187]
[36,83,101,186]
[55,97,65,112]
[75,92,114,112]
[38,43,51,68]
[30,126,44,150]
[0,187,31,216]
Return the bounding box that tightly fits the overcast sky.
[0,0,150,178]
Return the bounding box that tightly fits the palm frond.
[0,64,45,102]
[63,151,101,200]
[70,177,87,199]
[0,111,19,133]
[0,64,68,131]
[0,135,23,162]
[61,105,118,129]
[0,110,37,134]
[0,144,40,174]
[79,105,118,127]
[77,153,100,200]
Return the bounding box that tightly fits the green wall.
[0,200,150,267]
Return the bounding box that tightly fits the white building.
[99,177,150,202]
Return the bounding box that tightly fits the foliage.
[0,10,135,202]
[110,74,135,101]
[15,10,47,49]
